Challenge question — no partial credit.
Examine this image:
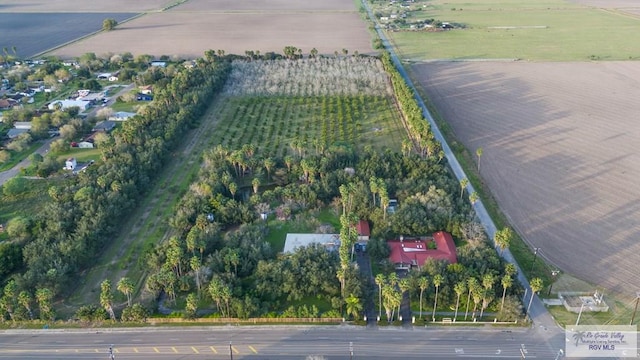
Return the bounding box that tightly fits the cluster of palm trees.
[373,262,521,323]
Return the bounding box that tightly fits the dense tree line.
[0,54,232,322]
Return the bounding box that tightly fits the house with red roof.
[388,231,457,270]
[356,220,370,243]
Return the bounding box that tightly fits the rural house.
[356,220,370,243]
[64,157,77,171]
[48,99,90,111]
[283,233,340,254]
[388,231,457,270]
[109,111,137,121]
[138,85,153,95]
[92,120,116,132]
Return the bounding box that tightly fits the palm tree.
[369,177,379,207]
[117,277,134,307]
[432,274,443,322]
[17,291,33,320]
[345,294,362,320]
[505,263,517,278]
[482,274,495,291]
[418,277,429,319]
[252,177,260,194]
[480,288,494,319]
[453,281,466,321]
[398,278,411,320]
[465,278,478,320]
[374,274,385,320]
[459,178,468,199]
[469,191,479,205]
[35,288,54,321]
[100,280,116,321]
[476,147,483,172]
[471,289,482,320]
[228,182,238,199]
[500,275,513,311]
[527,278,544,315]
[494,227,513,255]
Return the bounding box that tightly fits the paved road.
[0,326,563,359]
[0,137,54,186]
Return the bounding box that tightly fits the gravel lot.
[411,61,640,294]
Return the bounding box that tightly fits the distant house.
[283,233,340,254]
[356,220,370,243]
[109,111,137,121]
[150,61,167,67]
[388,231,457,270]
[77,140,94,149]
[96,73,112,80]
[138,85,153,95]
[48,99,90,111]
[108,76,119,82]
[136,93,153,101]
[92,120,116,132]
[77,89,91,98]
[13,122,32,130]
[64,157,77,171]
[7,128,29,139]
[0,98,14,110]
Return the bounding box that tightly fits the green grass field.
[383,0,640,61]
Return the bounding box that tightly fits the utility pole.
[529,248,540,274]
[548,270,560,296]
[631,291,640,325]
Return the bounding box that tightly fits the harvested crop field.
[50,11,373,59]
[170,0,358,12]
[411,61,640,294]
[0,0,170,13]
[0,13,137,58]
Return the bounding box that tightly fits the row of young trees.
[0,54,233,322]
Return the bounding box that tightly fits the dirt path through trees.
[65,95,227,310]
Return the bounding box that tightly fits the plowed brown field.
[411,61,640,294]
[47,0,373,59]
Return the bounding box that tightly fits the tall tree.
[465,278,478,320]
[494,228,513,255]
[18,291,33,320]
[453,281,466,321]
[431,274,443,322]
[459,178,468,199]
[35,288,54,321]
[345,294,362,320]
[374,274,385,320]
[117,277,134,307]
[480,288,494,319]
[100,280,116,321]
[500,275,513,312]
[476,147,483,172]
[527,278,543,315]
[418,277,429,319]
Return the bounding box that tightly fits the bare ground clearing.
[50,12,373,58]
[0,0,171,13]
[411,61,640,295]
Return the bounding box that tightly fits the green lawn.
[383,0,640,61]
[0,177,60,223]
[54,147,102,163]
[0,142,43,172]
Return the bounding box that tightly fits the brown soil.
[411,61,640,295]
[49,11,373,59]
[0,0,171,12]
